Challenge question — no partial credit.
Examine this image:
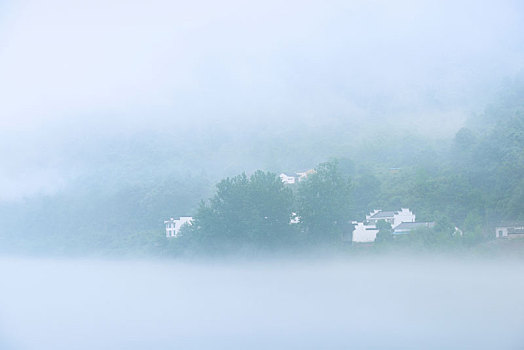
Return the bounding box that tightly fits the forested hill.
[0,76,523,256]
[368,90,524,226]
[343,75,524,228]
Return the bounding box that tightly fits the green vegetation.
[0,76,523,257]
[374,220,393,244]
[180,171,294,253]
[176,76,524,254]
[296,161,353,244]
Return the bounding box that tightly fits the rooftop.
[369,211,397,219]
[394,222,434,230]
[497,221,524,228]
[508,228,524,235]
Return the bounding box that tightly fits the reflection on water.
[0,257,523,349]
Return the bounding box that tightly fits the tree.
[296,161,353,244]
[184,171,294,251]
[461,212,484,245]
[351,173,381,218]
[374,220,393,243]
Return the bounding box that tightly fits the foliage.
[374,220,393,243]
[296,161,353,244]
[1,77,523,256]
[182,171,294,252]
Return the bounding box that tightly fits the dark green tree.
[184,171,294,251]
[296,161,353,244]
[374,220,393,243]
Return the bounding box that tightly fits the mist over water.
[1,257,523,350]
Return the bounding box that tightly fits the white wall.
[496,227,508,238]
[165,217,193,238]
[352,222,379,243]
[393,208,415,228]
[279,173,296,184]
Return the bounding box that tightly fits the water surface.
[0,257,523,349]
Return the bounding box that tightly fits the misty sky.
[1,0,523,199]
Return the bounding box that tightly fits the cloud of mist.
[0,0,523,198]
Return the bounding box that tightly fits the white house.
[352,208,427,243]
[280,169,316,185]
[279,173,297,185]
[495,222,524,239]
[351,222,379,243]
[164,217,193,238]
[366,208,415,227]
[290,212,300,224]
[296,169,316,182]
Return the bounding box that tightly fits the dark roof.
[369,211,396,219]
[496,221,524,228]
[394,222,434,230]
[508,228,524,235]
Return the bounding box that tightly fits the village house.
[351,222,379,243]
[351,208,434,243]
[296,169,316,181]
[366,208,416,227]
[279,169,316,185]
[164,217,193,238]
[279,173,297,184]
[495,222,524,239]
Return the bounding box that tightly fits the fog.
[1,0,524,198]
[0,257,523,349]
